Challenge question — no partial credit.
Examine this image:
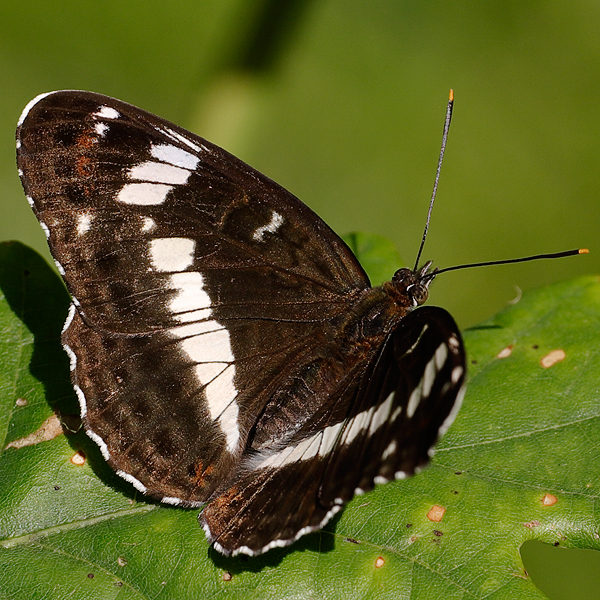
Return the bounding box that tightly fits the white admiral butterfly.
[16,90,469,556]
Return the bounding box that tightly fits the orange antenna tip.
[449,89,454,101]
[579,248,590,254]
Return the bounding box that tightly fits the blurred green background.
[1,1,598,597]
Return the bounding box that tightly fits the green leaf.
[342,231,405,286]
[0,239,598,599]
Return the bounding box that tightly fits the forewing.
[201,306,466,555]
[16,90,370,504]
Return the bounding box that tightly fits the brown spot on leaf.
[375,557,385,568]
[541,349,566,368]
[117,557,127,567]
[222,571,232,581]
[71,450,86,465]
[427,505,446,522]
[497,345,513,359]
[523,520,541,529]
[542,493,558,506]
[5,414,63,450]
[433,530,443,537]
[15,398,27,407]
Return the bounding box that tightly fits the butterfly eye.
[389,268,429,307]
[409,283,429,306]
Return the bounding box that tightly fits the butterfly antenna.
[413,89,454,273]
[431,248,589,278]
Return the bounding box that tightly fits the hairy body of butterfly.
[16,91,465,556]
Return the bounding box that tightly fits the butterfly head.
[387,260,438,308]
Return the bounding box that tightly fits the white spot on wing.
[168,292,239,451]
[40,222,50,239]
[129,161,193,185]
[216,503,343,557]
[254,392,397,472]
[163,126,204,153]
[406,379,423,419]
[319,421,344,456]
[62,303,77,334]
[448,334,460,350]
[422,352,437,399]
[257,433,322,469]
[54,259,66,276]
[151,143,200,170]
[94,122,109,137]
[179,327,233,363]
[167,272,212,319]
[194,362,228,383]
[215,390,239,451]
[191,362,239,452]
[452,366,463,384]
[116,469,147,494]
[391,405,402,421]
[76,212,92,235]
[74,385,87,418]
[405,324,429,355]
[253,211,284,241]
[93,105,120,120]
[117,182,173,205]
[149,237,195,272]
[340,409,371,446]
[438,384,466,437]
[141,216,156,232]
[368,392,395,435]
[407,342,448,419]
[63,343,77,372]
[86,428,110,461]
[162,496,182,506]
[174,308,213,323]
[173,319,223,338]
[434,343,448,371]
[17,91,56,127]
[382,440,397,459]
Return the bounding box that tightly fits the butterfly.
[16,90,466,556]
